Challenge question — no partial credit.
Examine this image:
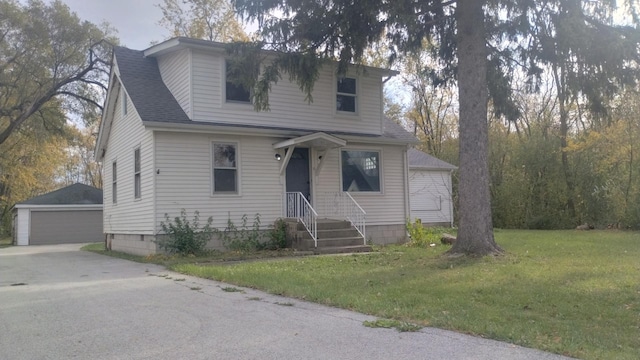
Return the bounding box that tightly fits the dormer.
[143,37,396,136]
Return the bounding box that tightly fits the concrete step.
[297,236,365,250]
[297,228,361,240]
[295,219,352,231]
[314,245,372,255]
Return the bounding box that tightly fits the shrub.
[264,218,287,250]
[217,213,265,251]
[406,219,451,247]
[156,209,213,255]
[217,215,289,252]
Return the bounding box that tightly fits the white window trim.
[112,160,118,204]
[210,140,241,196]
[335,74,360,117]
[339,147,384,195]
[134,147,141,200]
[222,58,253,107]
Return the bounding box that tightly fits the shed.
[408,149,457,227]
[12,183,103,245]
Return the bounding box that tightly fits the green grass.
[169,230,640,360]
[80,242,299,266]
[0,236,13,248]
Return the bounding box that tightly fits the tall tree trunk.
[553,63,577,222]
[449,0,502,255]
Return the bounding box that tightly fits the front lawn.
[170,230,640,360]
[0,236,12,248]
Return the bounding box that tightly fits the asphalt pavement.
[0,244,576,360]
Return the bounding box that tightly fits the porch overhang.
[274,132,347,175]
[273,132,347,150]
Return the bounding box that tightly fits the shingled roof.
[17,183,103,205]
[408,149,457,170]
[113,44,417,144]
[114,47,190,124]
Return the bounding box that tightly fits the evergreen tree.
[231,0,640,255]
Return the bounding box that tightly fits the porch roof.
[273,132,347,150]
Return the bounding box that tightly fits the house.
[408,149,457,227]
[12,183,103,245]
[95,37,419,255]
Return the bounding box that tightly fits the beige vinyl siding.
[191,50,222,117]
[103,84,155,234]
[154,131,283,230]
[409,170,454,224]
[157,49,191,117]
[188,50,383,135]
[315,144,408,225]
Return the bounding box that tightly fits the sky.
[60,0,169,49]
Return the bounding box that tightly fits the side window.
[341,150,380,192]
[134,148,141,199]
[225,60,251,103]
[112,161,117,203]
[212,143,238,193]
[336,77,357,113]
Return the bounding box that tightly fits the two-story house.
[96,37,418,255]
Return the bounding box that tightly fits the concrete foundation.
[366,224,408,245]
[108,234,158,256]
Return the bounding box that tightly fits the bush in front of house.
[157,209,214,255]
[217,215,289,252]
[406,219,452,247]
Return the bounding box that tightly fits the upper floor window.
[225,60,251,103]
[337,77,357,113]
[134,148,141,199]
[212,143,238,193]
[341,150,380,192]
[112,161,117,203]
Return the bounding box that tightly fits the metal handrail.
[285,192,318,247]
[319,192,366,244]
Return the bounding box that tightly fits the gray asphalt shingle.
[408,148,457,170]
[18,183,103,205]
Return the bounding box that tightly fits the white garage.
[408,149,457,227]
[13,183,103,245]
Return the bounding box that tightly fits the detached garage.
[408,149,457,227]
[13,183,103,245]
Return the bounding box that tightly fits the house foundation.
[366,224,408,245]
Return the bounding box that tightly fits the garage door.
[30,210,103,245]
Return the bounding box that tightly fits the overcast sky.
[61,0,169,49]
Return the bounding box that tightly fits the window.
[121,88,128,116]
[212,143,237,193]
[134,148,141,199]
[225,60,251,103]
[341,150,380,192]
[112,161,117,203]
[336,77,357,113]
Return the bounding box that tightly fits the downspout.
[403,146,411,225]
[449,169,454,228]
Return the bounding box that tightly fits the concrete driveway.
[0,245,574,360]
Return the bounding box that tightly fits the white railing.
[319,192,366,243]
[286,192,318,247]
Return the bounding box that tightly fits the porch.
[285,191,371,254]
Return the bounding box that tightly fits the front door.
[285,147,311,201]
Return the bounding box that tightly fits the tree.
[0,103,70,236]
[231,0,640,255]
[0,0,113,146]
[59,125,103,189]
[158,0,248,42]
